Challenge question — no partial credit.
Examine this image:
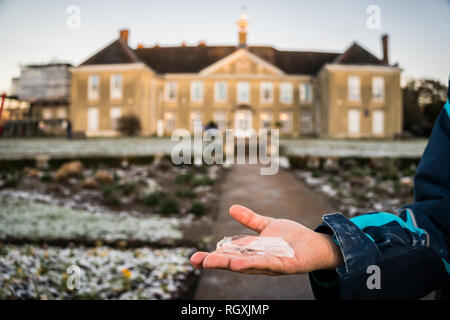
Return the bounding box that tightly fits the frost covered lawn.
[0,195,182,244]
[0,245,197,299]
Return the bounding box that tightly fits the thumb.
[229,205,272,233]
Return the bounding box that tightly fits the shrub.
[175,189,196,198]
[191,176,214,187]
[159,198,179,215]
[4,176,19,188]
[174,171,195,184]
[143,191,162,206]
[117,114,142,136]
[121,182,137,196]
[101,185,121,206]
[190,202,206,216]
[40,172,53,183]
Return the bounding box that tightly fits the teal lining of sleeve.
[445,100,450,118]
[350,212,426,238]
[310,272,338,288]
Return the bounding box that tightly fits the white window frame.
[87,75,100,101]
[190,110,203,131]
[279,111,293,134]
[237,81,250,103]
[87,107,99,131]
[164,111,176,133]
[300,109,313,134]
[214,81,227,102]
[260,111,273,129]
[348,76,361,102]
[110,107,122,130]
[190,81,204,102]
[56,107,67,119]
[260,82,273,104]
[300,83,313,104]
[110,74,123,100]
[213,111,227,131]
[42,108,52,120]
[164,81,178,102]
[280,82,293,104]
[372,77,385,102]
[348,109,361,135]
[372,110,385,135]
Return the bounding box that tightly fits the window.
[348,76,360,101]
[110,74,123,100]
[165,81,177,102]
[280,82,293,104]
[164,111,176,133]
[235,110,252,136]
[56,107,67,119]
[279,112,293,133]
[260,82,273,104]
[42,108,52,120]
[214,81,227,102]
[88,75,100,100]
[110,107,122,130]
[190,81,204,102]
[87,107,99,131]
[213,111,227,131]
[300,83,313,103]
[237,81,250,103]
[348,109,361,134]
[300,110,313,134]
[260,112,273,129]
[372,77,384,102]
[190,111,203,131]
[372,110,385,135]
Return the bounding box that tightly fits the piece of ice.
[216,235,294,258]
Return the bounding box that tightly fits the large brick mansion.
[70,14,402,138]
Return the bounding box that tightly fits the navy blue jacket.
[309,94,450,299]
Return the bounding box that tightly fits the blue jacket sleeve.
[309,100,450,300]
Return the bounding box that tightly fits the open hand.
[190,205,343,275]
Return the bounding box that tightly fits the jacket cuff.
[315,213,382,278]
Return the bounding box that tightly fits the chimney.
[119,29,129,44]
[198,40,206,47]
[381,34,389,65]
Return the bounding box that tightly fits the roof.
[333,42,385,65]
[80,39,140,66]
[25,63,73,69]
[79,38,388,75]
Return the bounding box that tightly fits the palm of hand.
[190,205,338,275]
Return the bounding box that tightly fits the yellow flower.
[121,268,132,279]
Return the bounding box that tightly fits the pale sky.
[0,0,449,94]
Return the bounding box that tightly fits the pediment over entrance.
[199,49,284,76]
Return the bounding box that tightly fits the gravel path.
[194,164,332,300]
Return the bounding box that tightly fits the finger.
[190,251,209,269]
[229,205,272,233]
[202,253,234,270]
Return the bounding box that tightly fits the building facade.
[16,63,72,134]
[70,15,402,138]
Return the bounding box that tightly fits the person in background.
[190,78,450,300]
[66,119,72,140]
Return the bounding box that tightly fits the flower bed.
[292,158,416,217]
[0,245,197,300]
[0,194,183,245]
